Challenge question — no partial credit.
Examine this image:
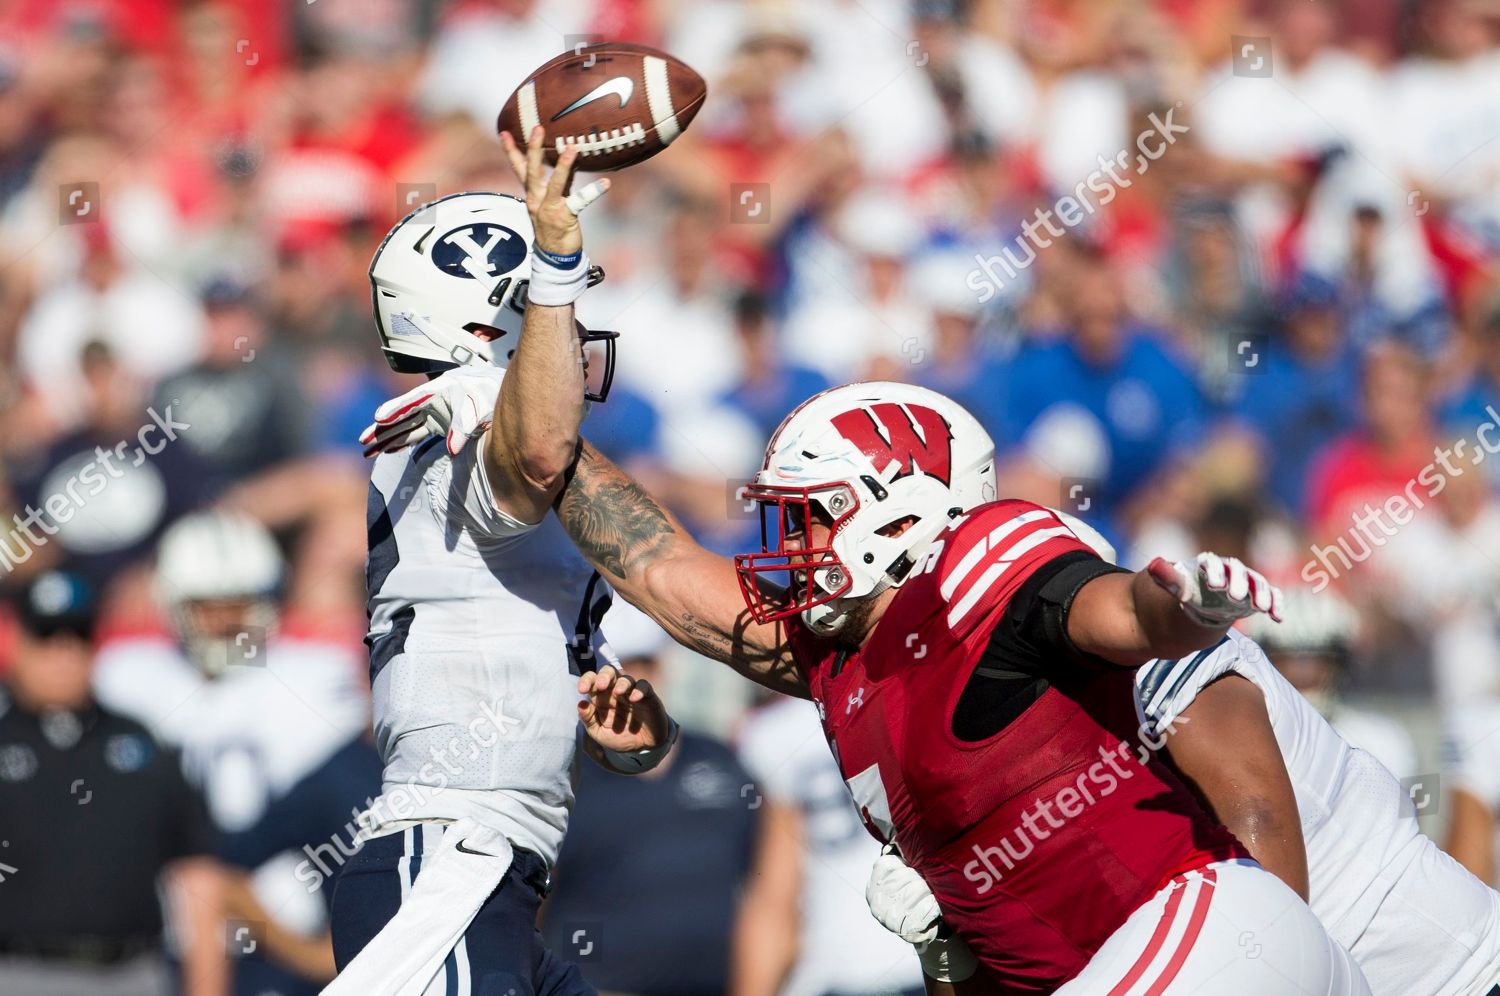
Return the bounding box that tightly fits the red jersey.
[788,500,1247,992]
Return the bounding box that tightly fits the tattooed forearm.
[558,441,808,698]
[557,444,676,581]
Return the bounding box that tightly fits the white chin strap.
[802,599,848,636]
[800,514,955,638]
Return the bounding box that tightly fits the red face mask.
[732,481,860,624]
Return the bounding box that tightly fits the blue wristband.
[533,246,583,270]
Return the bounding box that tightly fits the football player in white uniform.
[328,132,676,996]
[94,510,378,994]
[865,561,1500,995]
[1241,589,1419,781]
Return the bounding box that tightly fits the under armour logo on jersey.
[846,687,866,714]
[831,403,953,485]
[432,223,527,281]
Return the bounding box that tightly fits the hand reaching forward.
[577,663,670,755]
[1148,552,1284,627]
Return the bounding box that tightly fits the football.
[497,42,707,172]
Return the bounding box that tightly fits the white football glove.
[359,365,503,458]
[866,843,978,983]
[867,842,943,944]
[1147,551,1284,626]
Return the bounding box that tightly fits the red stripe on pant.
[1105,868,1218,996]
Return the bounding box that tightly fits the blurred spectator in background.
[154,277,314,484]
[542,603,760,995]
[717,288,830,441]
[1438,300,1500,477]
[585,196,743,414]
[784,190,932,384]
[94,512,377,996]
[7,341,217,589]
[907,250,1009,444]
[0,570,226,996]
[735,694,926,996]
[1306,342,1435,542]
[16,218,203,427]
[1231,273,1360,519]
[1445,689,1500,887]
[1006,250,1204,515]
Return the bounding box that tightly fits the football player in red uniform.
[365,378,1368,994]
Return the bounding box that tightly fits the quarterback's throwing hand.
[500,126,608,257]
[1148,552,1284,626]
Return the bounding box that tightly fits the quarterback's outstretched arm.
[485,128,608,523]
[556,441,807,697]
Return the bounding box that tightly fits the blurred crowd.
[3,0,1500,993]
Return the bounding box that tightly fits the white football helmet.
[369,191,616,399]
[155,511,283,676]
[735,382,997,635]
[1243,586,1356,659]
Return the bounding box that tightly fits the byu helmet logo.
[432,223,527,281]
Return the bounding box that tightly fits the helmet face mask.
[370,192,617,401]
[734,482,860,626]
[734,383,997,636]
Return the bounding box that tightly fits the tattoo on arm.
[556,445,676,581]
[557,443,806,696]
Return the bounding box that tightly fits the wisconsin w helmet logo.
[831,403,953,485]
[432,223,527,280]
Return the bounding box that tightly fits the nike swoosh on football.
[454,837,498,857]
[551,77,634,121]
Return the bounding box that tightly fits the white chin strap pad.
[803,599,848,636]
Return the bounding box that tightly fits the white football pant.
[1056,859,1369,995]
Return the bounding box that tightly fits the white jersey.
[737,697,926,996]
[94,634,369,822]
[1135,630,1500,996]
[1326,706,1419,783]
[365,431,610,867]
[94,634,371,933]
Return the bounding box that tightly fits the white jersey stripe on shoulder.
[945,525,1076,627]
[940,509,1053,598]
[642,56,680,145]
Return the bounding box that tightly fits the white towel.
[322,818,514,996]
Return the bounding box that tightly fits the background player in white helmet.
[94,510,379,994]
[866,572,1500,994]
[1243,587,1419,780]
[327,130,676,996]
